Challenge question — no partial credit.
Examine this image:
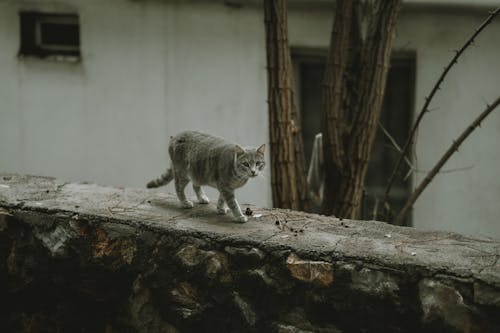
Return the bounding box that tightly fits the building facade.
[1,0,499,238]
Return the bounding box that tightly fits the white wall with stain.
[0,0,499,238]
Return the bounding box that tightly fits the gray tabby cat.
[147,130,266,223]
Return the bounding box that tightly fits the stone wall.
[0,174,499,332]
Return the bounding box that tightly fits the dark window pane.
[300,62,325,162]
[365,56,415,223]
[40,22,80,46]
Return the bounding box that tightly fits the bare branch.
[403,164,473,181]
[263,0,309,211]
[378,121,414,169]
[321,0,402,218]
[382,7,500,209]
[394,96,500,225]
[413,165,474,174]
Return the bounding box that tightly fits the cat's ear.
[235,145,245,156]
[257,144,266,155]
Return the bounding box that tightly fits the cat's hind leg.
[174,173,193,208]
[216,194,228,215]
[193,185,210,204]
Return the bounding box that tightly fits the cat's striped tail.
[146,168,173,188]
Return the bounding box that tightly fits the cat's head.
[234,144,266,178]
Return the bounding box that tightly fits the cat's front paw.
[198,195,210,204]
[235,215,248,223]
[217,207,228,215]
[181,200,194,209]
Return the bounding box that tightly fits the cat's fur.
[147,131,266,223]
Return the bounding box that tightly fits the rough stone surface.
[419,279,486,333]
[474,282,500,307]
[350,267,400,298]
[1,174,500,332]
[286,253,334,287]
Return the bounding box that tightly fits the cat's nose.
[251,170,257,176]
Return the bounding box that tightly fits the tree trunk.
[321,0,402,218]
[264,0,309,211]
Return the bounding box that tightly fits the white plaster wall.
[0,0,499,238]
[0,0,270,207]
[395,11,500,238]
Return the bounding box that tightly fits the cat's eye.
[243,162,250,168]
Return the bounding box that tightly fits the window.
[293,49,416,224]
[19,12,80,59]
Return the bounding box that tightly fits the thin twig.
[402,164,474,181]
[378,121,414,169]
[403,165,474,181]
[382,7,500,209]
[392,164,474,182]
[413,165,474,174]
[394,96,500,225]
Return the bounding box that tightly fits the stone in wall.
[419,279,486,333]
[285,253,334,287]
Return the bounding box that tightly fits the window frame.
[292,47,416,224]
[19,11,81,60]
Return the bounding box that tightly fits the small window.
[19,12,80,59]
